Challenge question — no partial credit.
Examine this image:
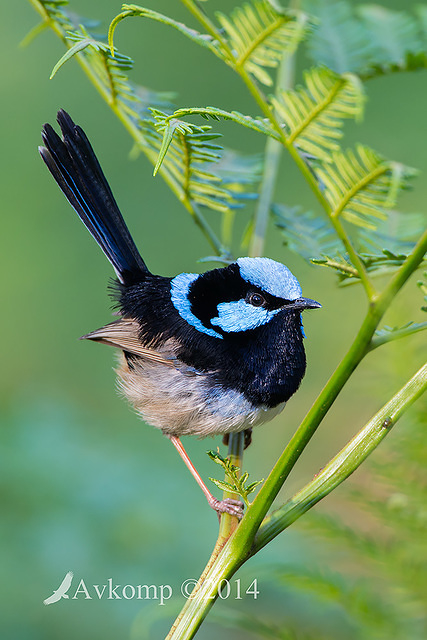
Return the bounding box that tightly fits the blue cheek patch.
[211,299,280,333]
[170,273,223,339]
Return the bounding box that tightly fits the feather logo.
[43,571,74,605]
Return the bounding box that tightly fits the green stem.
[165,544,242,640]
[249,45,295,258]
[218,223,427,554]
[253,361,427,552]
[218,432,245,540]
[369,321,427,351]
[229,303,382,552]
[179,0,235,61]
[165,361,426,640]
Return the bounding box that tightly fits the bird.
[39,110,321,518]
[43,571,74,605]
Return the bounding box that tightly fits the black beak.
[285,298,322,311]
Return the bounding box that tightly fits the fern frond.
[294,397,427,638]
[148,110,258,213]
[315,145,417,228]
[207,451,263,507]
[357,212,427,256]
[31,0,259,259]
[108,4,223,60]
[358,5,423,71]
[216,1,311,86]
[275,565,399,635]
[51,29,135,108]
[303,0,373,74]
[304,0,427,79]
[271,66,364,161]
[272,205,341,260]
[162,106,278,140]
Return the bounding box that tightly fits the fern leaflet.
[315,145,417,228]
[216,0,311,85]
[149,110,259,212]
[271,66,364,161]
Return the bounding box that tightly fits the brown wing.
[81,318,176,367]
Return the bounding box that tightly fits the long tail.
[39,109,149,285]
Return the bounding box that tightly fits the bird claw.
[210,497,244,519]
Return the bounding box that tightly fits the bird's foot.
[209,497,244,519]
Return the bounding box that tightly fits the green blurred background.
[1,1,426,638]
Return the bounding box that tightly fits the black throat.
[183,311,307,408]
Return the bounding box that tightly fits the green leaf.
[311,255,359,281]
[148,109,259,212]
[152,117,195,176]
[216,0,312,85]
[164,106,278,140]
[209,478,237,493]
[271,66,365,162]
[273,204,342,261]
[315,145,417,228]
[357,5,423,70]
[303,0,373,74]
[314,248,427,286]
[207,450,263,506]
[357,212,427,256]
[304,1,427,79]
[53,27,135,104]
[50,37,94,79]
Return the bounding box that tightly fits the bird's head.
[170,257,321,340]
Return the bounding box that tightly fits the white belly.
[116,353,285,437]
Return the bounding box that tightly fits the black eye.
[248,292,265,307]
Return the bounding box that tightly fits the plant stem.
[249,45,295,258]
[229,303,382,547]
[369,321,427,351]
[215,223,427,552]
[253,361,427,552]
[218,432,245,540]
[165,361,426,639]
[165,543,243,640]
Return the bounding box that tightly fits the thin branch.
[218,433,245,540]
[369,322,427,351]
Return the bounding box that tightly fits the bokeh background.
[1,1,426,638]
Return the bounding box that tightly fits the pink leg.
[169,436,244,519]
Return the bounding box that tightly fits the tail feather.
[39,109,148,284]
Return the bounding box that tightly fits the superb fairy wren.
[39,110,321,518]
